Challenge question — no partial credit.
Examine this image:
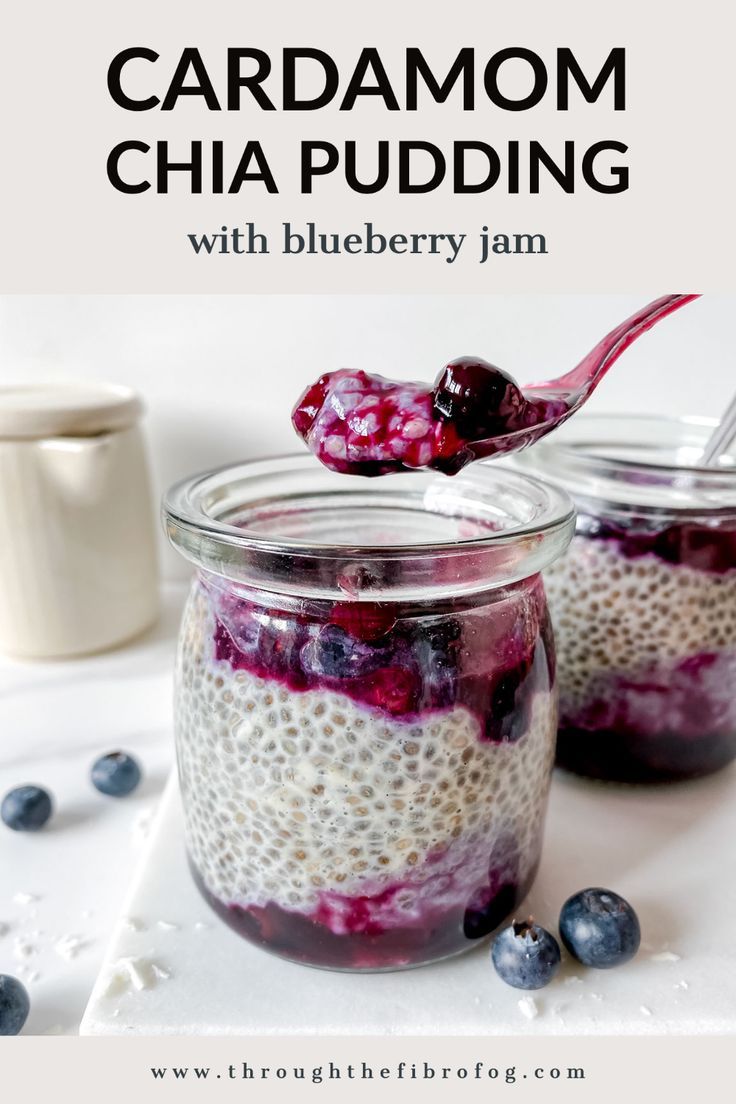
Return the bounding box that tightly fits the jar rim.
[163,453,575,600]
[519,413,736,517]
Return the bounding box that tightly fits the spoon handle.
[527,294,700,399]
[701,392,736,466]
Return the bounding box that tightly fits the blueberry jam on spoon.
[292,295,699,477]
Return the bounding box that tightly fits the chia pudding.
[520,415,736,782]
[165,457,574,970]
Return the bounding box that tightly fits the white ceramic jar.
[0,382,159,658]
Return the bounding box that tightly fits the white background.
[0,293,732,576]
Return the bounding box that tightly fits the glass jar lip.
[163,453,575,600]
[519,413,736,517]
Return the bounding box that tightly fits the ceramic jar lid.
[0,381,143,439]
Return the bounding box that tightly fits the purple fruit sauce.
[190,828,534,970]
[578,514,736,575]
[292,361,567,477]
[192,864,533,970]
[208,575,554,744]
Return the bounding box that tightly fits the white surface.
[0,583,184,1034]
[0,294,732,579]
[81,762,736,1036]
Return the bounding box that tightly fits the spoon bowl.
[293,294,701,477]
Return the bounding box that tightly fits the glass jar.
[519,414,736,783]
[164,455,574,971]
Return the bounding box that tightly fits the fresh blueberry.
[464,832,521,938]
[464,882,517,940]
[432,357,524,440]
[412,619,462,703]
[302,625,372,679]
[484,660,535,744]
[559,887,641,969]
[0,975,30,1035]
[1,785,53,832]
[91,752,141,797]
[492,918,561,989]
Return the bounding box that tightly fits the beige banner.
[0,1035,732,1101]
[0,0,733,291]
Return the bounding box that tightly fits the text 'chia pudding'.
[166,458,574,970]
[522,416,736,782]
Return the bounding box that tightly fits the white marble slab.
[81,761,736,1035]
[0,584,185,1034]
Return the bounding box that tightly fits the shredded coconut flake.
[13,891,39,905]
[650,951,681,963]
[518,997,539,1020]
[55,934,90,961]
[102,957,171,997]
[132,810,153,844]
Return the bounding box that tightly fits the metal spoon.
[701,392,736,467]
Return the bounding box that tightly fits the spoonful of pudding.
[292,294,699,477]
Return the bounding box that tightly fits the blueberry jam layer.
[292,362,567,477]
[174,581,557,970]
[190,859,536,971]
[557,725,736,783]
[544,525,736,781]
[577,515,736,575]
[209,575,554,743]
[556,652,736,782]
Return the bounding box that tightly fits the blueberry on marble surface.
[559,887,641,969]
[91,752,142,797]
[0,975,30,1035]
[1,785,53,832]
[491,918,561,990]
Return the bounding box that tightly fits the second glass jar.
[520,415,736,783]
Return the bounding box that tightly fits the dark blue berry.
[559,887,641,969]
[91,752,141,797]
[484,658,536,744]
[432,357,524,439]
[0,975,30,1035]
[302,625,382,680]
[1,785,53,832]
[491,919,561,989]
[412,619,462,704]
[307,625,355,676]
[464,882,517,940]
